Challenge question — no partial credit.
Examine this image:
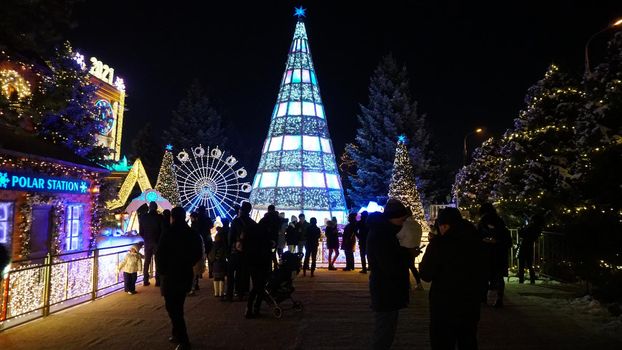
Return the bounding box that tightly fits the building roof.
[0,127,108,172]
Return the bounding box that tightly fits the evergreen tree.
[453,137,502,213]
[163,80,227,151]
[155,146,181,206]
[495,64,584,224]
[0,0,77,55]
[345,54,435,208]
[388,137,428,231]
[35,41,111,163]
[129,122,161,181]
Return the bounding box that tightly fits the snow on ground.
[510,279,622,342]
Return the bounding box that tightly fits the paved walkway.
[1,270,621,349]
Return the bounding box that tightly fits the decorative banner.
[0,171,89,194]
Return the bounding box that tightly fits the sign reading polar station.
[0,171,90,194]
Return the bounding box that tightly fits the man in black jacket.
[420,207,484,350]
[156,207,203,350]
[239,202,272,318]
[139,201,163,286]
[367,199,412,350]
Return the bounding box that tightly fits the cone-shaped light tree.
[388,136,428,231]
[249,8,348,223]
[155,144,181,207]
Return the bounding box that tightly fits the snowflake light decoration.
[0,172,9,188]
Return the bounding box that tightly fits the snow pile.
[564,295,622,338]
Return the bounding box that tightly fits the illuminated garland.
[0,153,104,257]
[0,69,32,100]
[18,194,66,258]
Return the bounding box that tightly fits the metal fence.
[0,243,150,331]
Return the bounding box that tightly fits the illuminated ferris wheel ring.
[175,145,252,219]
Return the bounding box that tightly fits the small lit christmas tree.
[155,145,181,206]
[388,136,428,231]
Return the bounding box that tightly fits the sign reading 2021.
[0,171,89,194]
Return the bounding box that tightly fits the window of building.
[66,205,82,251]
[0,202,14,244]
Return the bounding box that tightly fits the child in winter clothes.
[209,228,228,297]
[118,245,143,294]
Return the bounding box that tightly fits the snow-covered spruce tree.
[495,64,585,224]
[163,80,227,151]
[453,137,503,214]
[155,146,181,206]
[388,137,429,231]
[345,54,434,208]
[568,31,622,277]
[35,41,111,163]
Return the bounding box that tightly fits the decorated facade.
[249,9,348,223]
[0,129,108,261]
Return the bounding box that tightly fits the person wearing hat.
[419,207,484,350]
[117,244,144,295]
[367,198,413,350]
[156,206,203,350]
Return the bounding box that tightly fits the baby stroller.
[263,251,304,318]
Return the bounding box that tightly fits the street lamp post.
[585,18,622,75]
[463,128,483,166]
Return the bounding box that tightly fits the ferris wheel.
[175,145,252,219]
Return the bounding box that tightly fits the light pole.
[585,18,622,75]
[463,128,483,166]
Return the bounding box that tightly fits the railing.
[0,243,150,331]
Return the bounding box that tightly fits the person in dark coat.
[302,217,321,277]
[156,206,203,350]
[420,207,484,350]
[356,211,370,273]
[139,201,163,286]
[193,206,214,277]
[263,205,281,270]
[367,199,412,350]
[341,213,357,271]
[324,218,340,270]
[162,209,172,233]
[517,214,544,284]
[296,213,309,254]
[243,202,272,318]
[477,202,512,307]
[225,206,249,302]
[285,215,300,252]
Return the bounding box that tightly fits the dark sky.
[69,0,621,175]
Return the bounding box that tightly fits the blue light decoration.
[358,201,384,214]
[0,171,89,194]
[94,99,115,136]
[107,156,132,172]
[397,134,407,144]
[294,6,306,18]
[249,9,349,223]
[165,144,173,151]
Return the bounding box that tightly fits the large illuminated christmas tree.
[249,7,348,223]
[388,136,428,232]
[155,145,181,206]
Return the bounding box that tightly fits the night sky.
[68,0,621,175]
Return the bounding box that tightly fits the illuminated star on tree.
[166,144,173,151]
[294,6,306,18]
[397,135,407,144]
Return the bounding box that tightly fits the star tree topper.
[294,6,306,19]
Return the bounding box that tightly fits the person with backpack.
[478,202,512,307]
